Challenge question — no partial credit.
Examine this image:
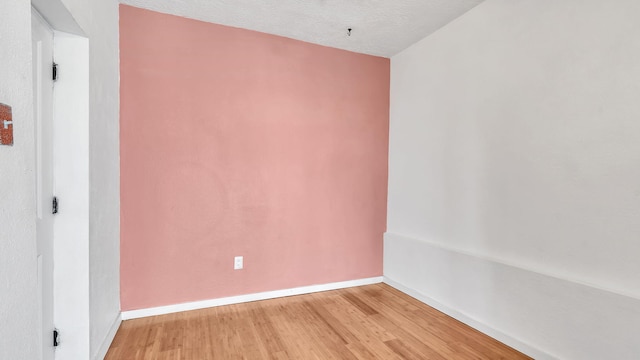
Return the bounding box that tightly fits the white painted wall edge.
[92,314,121,360]
[382,277,555,360]
[387,233,640,302]
[32,0,84,35]
[122,277,383,320]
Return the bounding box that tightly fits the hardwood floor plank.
[294,301,359,360]
[344,341,379,360]
[264,300,324,359]
[369,312,450,360]
[246,301,287,358]
[376,284,529,359]
[341,292,379,316]
[106,284,531,360]
[310,293,407,360]
[384,339,426,360]
[302,298,361,345]
[347,287,478,359]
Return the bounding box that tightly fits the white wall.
[0,1,39,359]
[0,0,119,358]
[386,0,640,358]
[57,0,121,358]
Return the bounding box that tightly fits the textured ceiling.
[119,0,484,57]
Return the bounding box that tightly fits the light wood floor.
[106,284,531,359]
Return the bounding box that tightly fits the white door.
[32,10,56,360]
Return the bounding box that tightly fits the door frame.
[32,9,55,360]
[31,2,91,359]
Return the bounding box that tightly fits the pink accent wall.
[119,5,389,311]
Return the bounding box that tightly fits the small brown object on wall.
[0,103,13,146]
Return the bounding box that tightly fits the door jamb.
[31,2,90,359]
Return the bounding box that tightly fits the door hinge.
[52,62,58,82]
[52,196,58,215]
[53,329,59,347]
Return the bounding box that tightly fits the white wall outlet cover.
[234,256,243,270]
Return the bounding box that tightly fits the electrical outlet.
[234,256,243,270]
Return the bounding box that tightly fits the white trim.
[383,277,557,360]
[92,314,121,360]
[121,277,383,320]
[386,232,640,301]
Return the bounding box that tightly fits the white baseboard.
[383,277,554,360]
[122,277,383,320]
[92,313,121,360]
